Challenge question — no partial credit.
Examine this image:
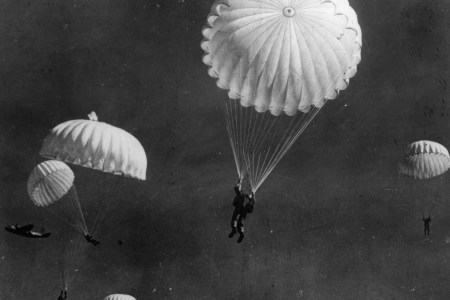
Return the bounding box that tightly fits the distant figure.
[423,214,431,236]
[57,289,67,300]
[229,179,255,243]
[117,240,123,246]
[84,233,100,246]
[4,224,51,239]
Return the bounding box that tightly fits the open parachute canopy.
[27,160,74,207]
[202,0,362,115]
[39,112,147,180]
[202,0,362,192]
[104,295,136,300]
[399,140,450,180]
[27,160,88,235]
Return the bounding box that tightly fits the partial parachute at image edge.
[103,295,136,300]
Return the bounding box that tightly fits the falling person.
[57,289,67,300]
[84,233,100,246]
[423,214,431,236]
[229,179,255,243]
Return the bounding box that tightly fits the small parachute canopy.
[201,0,362,116]
[103,295,136,300]
[39,112,147,180]
[27,160,74,207]
[399,140,450,180]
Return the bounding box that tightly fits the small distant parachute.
[398,140,450,215]
[27,160,74,207]
[27,160,88,235]
[40,111,147,180]
[104,295,136,300]
[399,140,450,180]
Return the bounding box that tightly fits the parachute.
[38,112,148,293]
[104,295,136,300]
[27,161,90,293]
[399,140,450,179]
[40,111,147,180]
[59,233,89,292]
[202,0,362,192]
[398,140,450,214]
[27,160,88,235]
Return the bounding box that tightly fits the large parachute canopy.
[202,0,362,192]
[103,295,136,300]
[40,111,147,180]
[27,160,88,235]
[202,0,362,114]
[399,140,450,180]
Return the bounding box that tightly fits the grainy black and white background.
[1,0,450,299]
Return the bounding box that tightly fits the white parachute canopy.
[399,140,450,180]
[27,160,75,207]
[398,140,450,216]
[27,160,88,235]
[103,295,136,300]
[202,0,362,192]
[40,111,147,180]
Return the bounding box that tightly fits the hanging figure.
[229,179,255,243]
[57,289,67,300]
[84,233,100,246]
[423,214,431,236]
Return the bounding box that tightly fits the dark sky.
[1,0,450,299]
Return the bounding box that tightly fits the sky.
[1,0,450,299]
